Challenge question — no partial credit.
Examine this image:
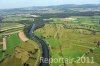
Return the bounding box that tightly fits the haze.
[0,0,100,9]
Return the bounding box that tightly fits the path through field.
[18,31,29,42]
[2,37,6,51]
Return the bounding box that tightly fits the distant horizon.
[0,3,100,10]
[0,4,100,10]
[0,0,100,9]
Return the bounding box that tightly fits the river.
[29,23,49,66]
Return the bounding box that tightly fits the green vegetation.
[49,16,100,31]
[45,37,60,47]
[6,33,21,54]
[0,56,22,66]
[0,51,3,60]
[0,36,2,42]
[0,33,41,66]
[0,23,25,32]
[13,40,41,66]
[0,36,3,59]
[0,6,100,66]
[34,16,100,66]
[0,14,42,66]
[2,16,33,22]
[0,33,21,60]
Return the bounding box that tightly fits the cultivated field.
[0,14,42,66]
[49,16,100,31]
[2,16,33,22]
[0,33,41,66]
[34,17,100,66]
[0,23,25,32]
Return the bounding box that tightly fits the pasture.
[0,15,41,66]
[34,23,100,66]
[49,16,100,31]
[6,33,21,54]
[0,33,41,66]
[2,16,33,22]
[0,23,25,32]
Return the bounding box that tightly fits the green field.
[6,33,21,54]
[0,51,3,60]
[49,16,100,31]
[0,36,3,59]
[34,18,100,66]
[0,15,42,66]
[0,14,100,66]
[0,32,41,66]
[2,16,33,22]
[0,23,25,32]
[0,33,21,60]
[0,36,2,42]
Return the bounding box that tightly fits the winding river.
[29,23,49,66]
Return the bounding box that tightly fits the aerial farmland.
[0,2,100,66]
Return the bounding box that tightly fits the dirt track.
[18,31,29,42]
[3,37,6,51]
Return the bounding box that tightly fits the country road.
[29,23,49,66]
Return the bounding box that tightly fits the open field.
[0,32,41,66]
[0,23,25,32]
[0,15,42,66]
[0,56,22,66]
[0,3,100,66]
[6,33,21,54]
[0,36,2,42]
[0,36,3,60]
[0,33,21,61]
[34,22,100,66]
[48,16,100,31]
[2,16,33,22]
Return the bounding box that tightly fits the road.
[29,23,49,66]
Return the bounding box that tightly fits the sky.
[0,0,100,9]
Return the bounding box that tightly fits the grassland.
[0,14,42,66]
[2,16,33,22]
[34,16,100,66]
[49,16,100,31]
[0,32,41,66]
[0,56,22,66]
[6,33,21,54]
[0,33,21,61]
[0,33,21,62]
[0,36,2,42]
[0,23,25,32]
[0,36,3,59]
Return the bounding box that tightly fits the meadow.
[6,33,21,54]
[49,16,100,31]
[2,16,33,22]
[0,32,41,66]
[0,23,25,32]
[34,16,100,66]
[0,13,43,66]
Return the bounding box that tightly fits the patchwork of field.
[0,15,42,66]
[0,32,41,66]
[34,23,100,66]
[0,23,25,32]
[48,16,100,31]
[6,33,21,54]
[0,33,21,61]
[0,14,100,66]
[2,16,33,22]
